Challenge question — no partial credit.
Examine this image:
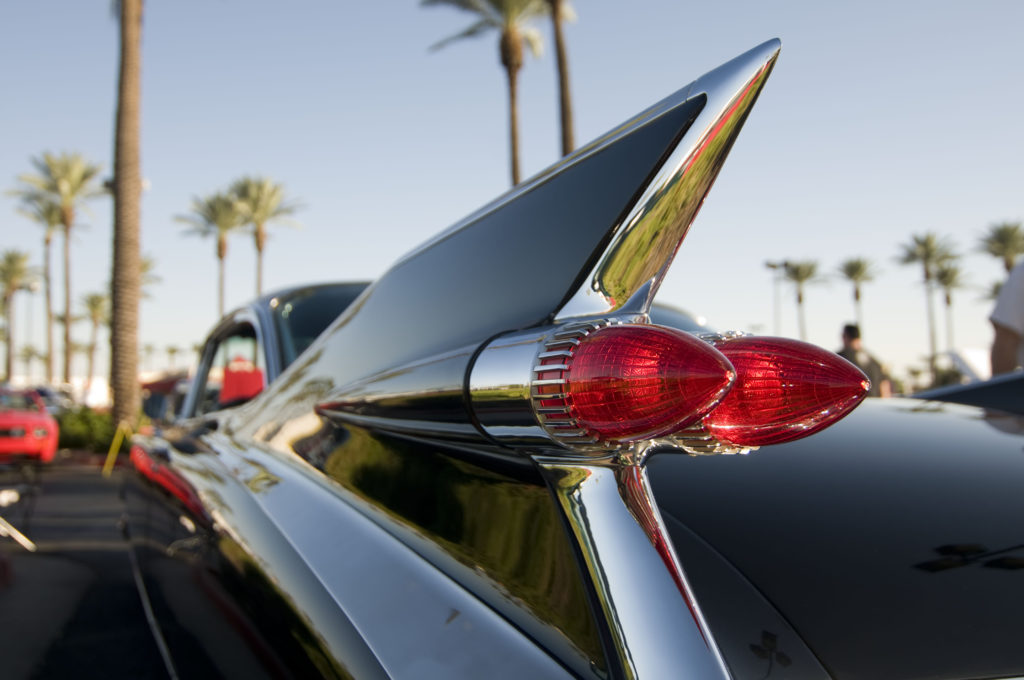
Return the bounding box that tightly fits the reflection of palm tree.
[979,221,1024,274]
[177,193,245,318]
[0,251,35,382]
[836,257,876,330]
[17,195,61,384]
[935,262,965,352]
[899,233,955,383]
[424,0,546,185]
[12,152,103,383]
[230,176,301,296]
[783,261,819,341]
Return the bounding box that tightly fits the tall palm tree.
[142,342,155,371]
[177,192,245,318]
[424,0,546,185]
[230,176,301,295]
[783,260,819,341]
[935,263,965,353]
[110,0,144,427]
[140,253,160,298]
[0,251,34,382]
[545,0,576,155]
[898,232,955,383]
[979,221,1024,274]
[81,292,110,397]
[12,152,103,384]
[166,345,180,369]
[836,257,877,330]
[17,194,61,384]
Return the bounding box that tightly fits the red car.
[0,389,59,464]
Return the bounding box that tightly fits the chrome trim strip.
[556,39,781,321]
[537,459,730,680]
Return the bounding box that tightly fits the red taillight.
[702,336,869,447]
[538,325,735,443]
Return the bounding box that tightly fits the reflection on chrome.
[557,39,781,321]
[537,459,729,680]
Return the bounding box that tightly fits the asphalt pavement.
[0,453,168,679]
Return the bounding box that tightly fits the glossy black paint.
[650,399,1024,679]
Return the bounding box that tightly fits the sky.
[2,1,1022,394]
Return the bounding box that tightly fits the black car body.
[122,40,1024,680]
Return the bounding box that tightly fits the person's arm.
[991,321,1022,375]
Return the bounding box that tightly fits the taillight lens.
[540,325,735,443]
[703,336,869,446]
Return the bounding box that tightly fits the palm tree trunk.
[923,281,938,384]
[110,0,143,426]
[505,64,521,185]
[43,236,54,384]
[62,225,71,384]
[218,254,225,318]
[548,0,574,156]
[85,323,97,397]
[853,286,863,331]
[944,294,955,352]
[4,296,13,382]
[255,224,265,296]
[796,289,806,341]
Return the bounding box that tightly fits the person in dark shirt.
[837,323,892,397]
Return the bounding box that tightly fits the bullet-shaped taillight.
[702,336,869,447]
[536,325,735,443]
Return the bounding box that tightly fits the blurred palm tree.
[0,251,35,382]
[898,233,956,383]
[544,0,576,155]
[979,221,1024,274]
[12,152,103,384]
[836,257,877,330]
[142,342,156,371]
[177,192,245,318]
[81,292,110,396]
[18,345,42,383]
[935,262,966,353]
[424,0,546,185]
[110,0,144,426]
[230,176,301,296]
[140,253,161,298]
[16,194,61,383]
[783,260,819,341]
[166,345,180,369]
[983,280,1003,301]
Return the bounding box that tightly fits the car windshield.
[272,283,370,369]
[0,391,36,411]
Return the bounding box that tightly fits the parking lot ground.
[0,453,168,680]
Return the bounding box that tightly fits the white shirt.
[991,260,1024,368]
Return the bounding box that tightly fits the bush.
[57,407,117,453]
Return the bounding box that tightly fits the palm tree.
[110,0,144,427]
[935,263,965,352]
[783,260,819,341]
[836,257,877,330]
[12,151,103,384]
[979,221,1024,274]
[898,232,956,383]
[81,292,110,397]
[142,342,155,371]
[140,253,161,298]
[16,194,61,384]
[545,0,576,155]
[984,280,1004,301]
[166,345,180,369]
[0,251,34,382]
[18,345,41,382]
[177,192,245,318]
[230,176,301,295]
[424,0,546,185]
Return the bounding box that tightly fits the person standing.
[990,260,1024,375]
[838,324,892,397]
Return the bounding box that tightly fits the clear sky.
[2,1,1022,392]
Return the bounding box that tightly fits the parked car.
[0,389,59,465]
[122,39,1024,680]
